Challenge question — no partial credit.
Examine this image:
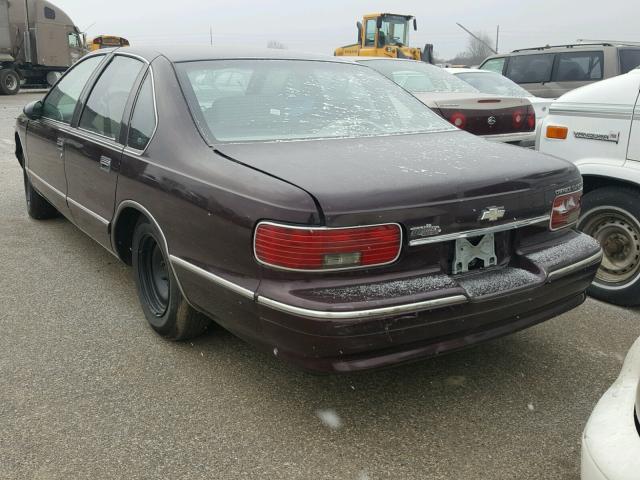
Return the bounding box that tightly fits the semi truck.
[0,0,87,94]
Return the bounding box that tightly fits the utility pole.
[456,22,498,55]
[496,25,499,53]
[209,26,213,46]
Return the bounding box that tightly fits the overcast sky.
[55,0,639,59]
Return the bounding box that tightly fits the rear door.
[545,50,604,96]
[25,54,104,214]
[504,53,555,97]
[64,54,146,248]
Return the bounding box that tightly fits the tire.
[132,217,210,340]
[23,170,58,219]
[578,187,640,306]
[0,69,20,95]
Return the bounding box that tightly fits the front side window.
[505,54,554,84]
[68,32,80,48]
[41,55,104,123]
[554,51,603,81]
[457,71,532,97]
[364,19,376,47]
[177,60,454,143]
[379,16,409,47]
[365,60,478,94]
[620,49,640,74]
[480,57,505,74]
[127,73,156,150]
[79,56,144,140]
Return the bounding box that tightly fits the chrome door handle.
[56,138,64,150]
[99,156,112,172]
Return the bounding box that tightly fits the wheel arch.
[111,201,170,266]
[582,174,640,195]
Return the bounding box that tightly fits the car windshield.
[363,60,479,94]
[456,71,534,97]
[176,60,454,143]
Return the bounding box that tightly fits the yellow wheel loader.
[334,13,433,62]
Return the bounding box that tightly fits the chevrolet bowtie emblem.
[480,206,506,222]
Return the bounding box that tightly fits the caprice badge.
[410,224,442,240]
[480,206,506,222]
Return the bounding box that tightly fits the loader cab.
[360,14,415,53]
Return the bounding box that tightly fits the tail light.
[448,112,467,129]
[512,109,524,129]
[550,190,582,231]
[254,222,402,271]
[526,110,536,130]
[546,125,568,139]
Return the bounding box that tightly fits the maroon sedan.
[15,47,602,372]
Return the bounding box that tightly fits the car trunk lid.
[214,130,578,234]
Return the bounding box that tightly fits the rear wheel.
[0,69,20,95]
[578,187,640,306]
[23,170,58,219]
[132,217,210,340]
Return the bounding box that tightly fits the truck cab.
[0,0,87,94]
[537,68,640,306]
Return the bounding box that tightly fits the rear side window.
[506,54,554,84]
[127,73,156,150]
[620,49,640,74]
[480,57,505,74]
[554,51,603,81]
[79,55,144,141]
[42,55,104,123]
[44,6,55,19]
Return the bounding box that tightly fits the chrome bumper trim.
[256,294,468,320]
[169,255,255,300]
[409,215,550,246]
[547,250,603,281]
[481,131,536,143]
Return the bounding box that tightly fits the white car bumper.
[581,337,640,480]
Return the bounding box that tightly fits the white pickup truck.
[538,68,640,307]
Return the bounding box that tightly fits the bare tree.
[267,40,287,50]
[462,31,495,65]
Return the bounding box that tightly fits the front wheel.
[578,187,640,306]
[0,69,20,95]
[132,217,210,340]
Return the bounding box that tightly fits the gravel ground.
[1,91,639,480]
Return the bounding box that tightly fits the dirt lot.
[1,91,639,480]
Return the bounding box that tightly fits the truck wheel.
[132,217,210,340]
[23,170,58,219]
[0,69,20,95]
[578,187,640,306]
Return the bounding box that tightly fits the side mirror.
[413,18,418,31]
[23,100,43,120]
[376,16,383,29]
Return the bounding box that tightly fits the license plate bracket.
[453,233,497,275]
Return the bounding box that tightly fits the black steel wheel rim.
[138,234,170,317]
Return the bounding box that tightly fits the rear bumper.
[482,131,536,144]
[255,236,602,373]
[581,337,640,480]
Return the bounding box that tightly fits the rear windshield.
[455,71,533,97]
[176,60,454,143]
[363,60,478,94]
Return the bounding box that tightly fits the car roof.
[93,46,358,64]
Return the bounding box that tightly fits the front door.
[25,54,105,214]
[65,54,146,248]
[627,82,640,162]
